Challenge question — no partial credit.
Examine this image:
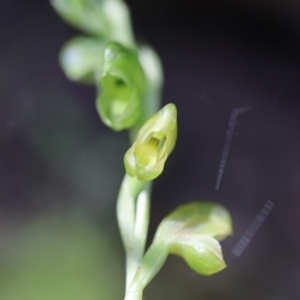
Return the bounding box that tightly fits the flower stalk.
[52,1,233,300]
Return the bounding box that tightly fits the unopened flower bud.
[124,103,177,181]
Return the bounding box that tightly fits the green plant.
[51,1,233,299]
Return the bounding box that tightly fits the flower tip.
[161,103,177,119]
[164,103,176,113]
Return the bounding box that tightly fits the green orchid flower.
[124,103,177,181]
[96,42,146,131]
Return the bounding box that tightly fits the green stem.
[124,268,143,300]
[130,46,162,142]
[116,175,151,289]
[133,183,151,261]
[128,182,151,283]
[119,40,163,300]
[117,175,144,253]
[124,242,168,300]
[140,241,168,289]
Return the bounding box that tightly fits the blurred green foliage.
[0,213,123,300]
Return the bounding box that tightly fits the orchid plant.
[51,1,233,299]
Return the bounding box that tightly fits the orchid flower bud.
[96,42,146,131]
[124,103,177,181]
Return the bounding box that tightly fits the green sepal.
[137,202,232,288]
[124,103,177,181]
[59,36,105,84]
[138,45,163,92]
[96,42,146,131]
[50,0,110,37]
[50,0,134,46]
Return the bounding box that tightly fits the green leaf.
[96,42,146,131]
[124,103,177,181]
[59,36,105,83]
[136,202,232,288]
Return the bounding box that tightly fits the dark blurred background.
[1,0,300,299]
